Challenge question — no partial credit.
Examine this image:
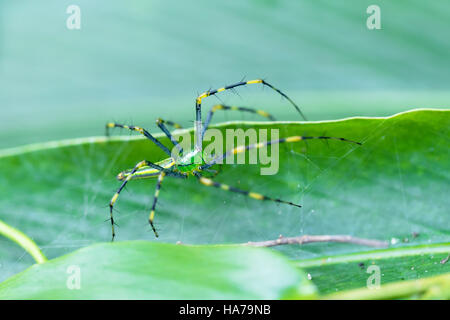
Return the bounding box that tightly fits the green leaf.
[296,243,450,294]
[324,272,450,300]
[0,241,316,299]
[0,109,449,296]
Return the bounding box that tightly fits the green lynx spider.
[106,79,361,240]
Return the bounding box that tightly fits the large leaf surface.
[297,243,450,294]
[0,241,315,299]
[0,109,449,293]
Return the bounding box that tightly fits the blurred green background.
[0,0,449,149]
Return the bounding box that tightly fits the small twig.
[241,234,389,248]
[0,218,47,264]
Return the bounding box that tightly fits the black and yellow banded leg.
[200,135,361,170]
[201,164,223,178]
[194,79,306,151]
[201,104,276,140]
[105,122,171,156]
[156,119,183,129]
[109,160,169,240]
[194,173,301,208]
[148,171,166,237]
[156,118,183,155]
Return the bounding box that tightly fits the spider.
[105,79,361,240]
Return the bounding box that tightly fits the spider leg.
[105,123,171,156]
[109,160,180,241]
[156,119,183,130]
[200,163,223,178]
[193,172,301,208]
[156,118,183,155]
[201,104,276,141]
[200,135,361,170]
[148,171,167,238]
[195,79,306,151]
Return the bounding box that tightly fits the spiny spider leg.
[195,79,307,151]
[156,119,183,129]
[109,160,180,240]
[193,172,301,208]
[201,135,361,170]
[156,118,183,155]
[106,123,171,156]
[148,171,167,238]
[202,104,276,141]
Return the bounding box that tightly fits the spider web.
[2,97,447,282]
